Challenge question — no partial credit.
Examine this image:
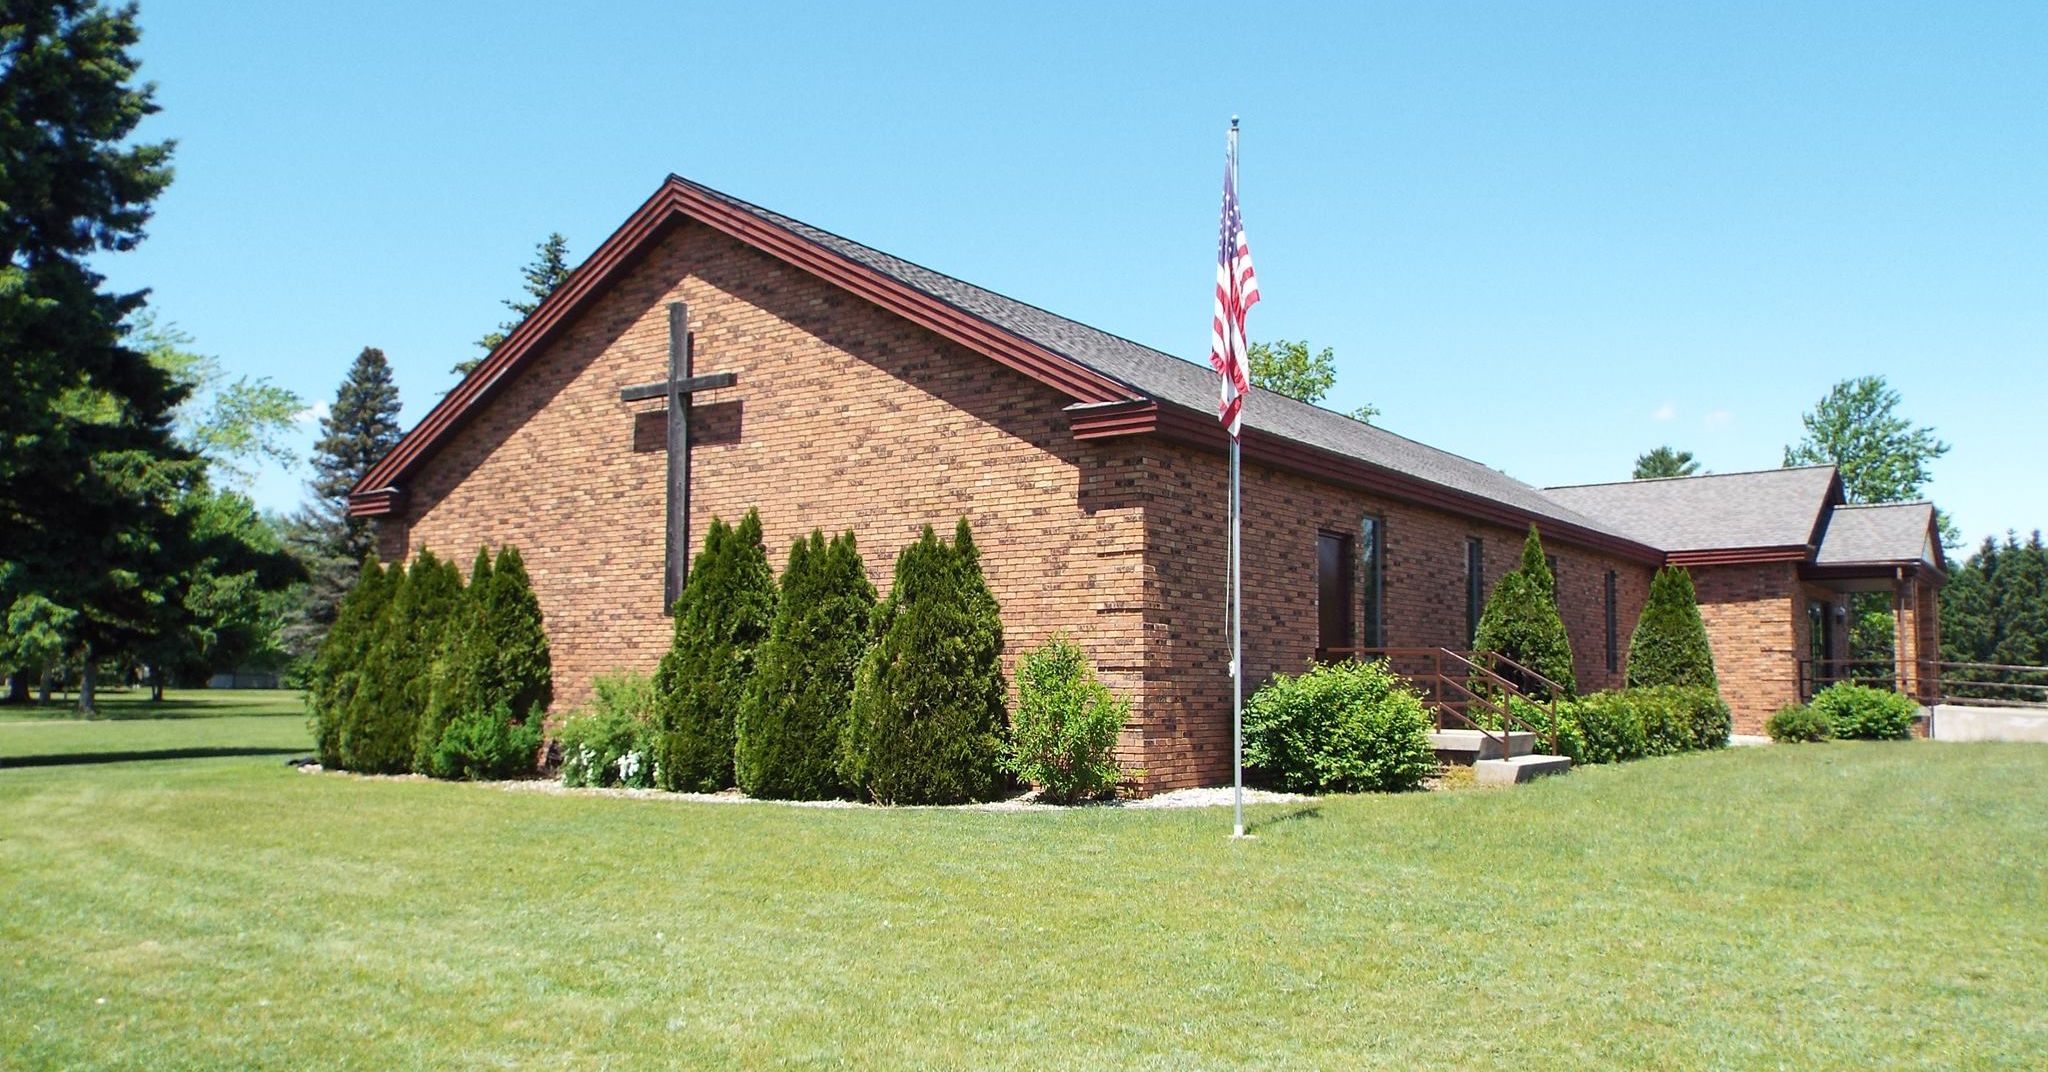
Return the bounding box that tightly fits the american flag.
[1209,157,1260,438]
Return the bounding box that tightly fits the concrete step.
[1474,754,1573,786]
[1430,729,1535,764]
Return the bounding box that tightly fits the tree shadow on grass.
[0,747,307,769]
[1245,805,1323,836]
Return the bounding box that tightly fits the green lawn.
[2,716,2043,1070]
[0,690,309,768]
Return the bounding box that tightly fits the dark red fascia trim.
[348,177,1137,515]
[1664,546,1812,567]
[1799,561,1947,586]
[1071,399,1665,566]
[346,487,403,518]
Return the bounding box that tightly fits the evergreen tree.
[654,511,776,791]
[458,232,572,375]
[1633,446,1700,480]
[309,558,392,767]
[841,521,1009,804]
[343,551,463,773]
[1627,566,1719,691]
[415,546,492,770]
[0,0,186,715]
[737,530,876,800]
[479,545,552,720]
[1470,526,1576,700]
[1942,533,2048,699]
[280,347,403,665]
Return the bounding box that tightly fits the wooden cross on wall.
[618,301,737,611]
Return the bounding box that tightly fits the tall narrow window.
[1360,515,1385,649]
[1317,532,1355,661]
[1604,570,1619,674]
[1465,537,1484,645]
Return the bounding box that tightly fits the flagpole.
[1228,115,1246,841]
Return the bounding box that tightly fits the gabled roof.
[1541,466,1843,563]
[1815,502,1943,569]
[351,175,1662,560]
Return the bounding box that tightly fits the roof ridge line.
[1544,462,1837,491]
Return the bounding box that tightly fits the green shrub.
[1471,526,1576,700]
[308,557,392,767]
[1627,567,1719,690]
[1471,693,1581,761]
[841,520,1009,805]
[1245,659,1437,794]
[415,547,493,772]
[1629,685,1731,755]
[1766,703,1833,743]
[1560,691,1651,765]
[654,511,777,792]
[737,530,875,801]
[1809,682,1917,741]
[430,700,542,780]
[558,673,658,788]
[1005,633,1133,802]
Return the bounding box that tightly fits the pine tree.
[737,530,876,800]
[654,511,776,792]
[1632,446,1700,480]
[0,0,189,716]
[1471,526,1576,700]
[841,522,1009,804]
[280,347,403,665]
[480,545,552,720]
[309,557,391,766]
[457,233,573,375]
[1627,566,1719,691]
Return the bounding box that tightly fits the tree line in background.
[0,2,577,712]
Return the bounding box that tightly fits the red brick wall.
[382,219,1152,727]
[1129,443,1653,787]
[1693,563,1804,734]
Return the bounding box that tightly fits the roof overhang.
[347,176,1140,516]
[1664,545,1814,568]
[1071,398,1665,565]
[1799,560,1947,587]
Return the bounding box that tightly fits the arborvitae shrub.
[1627,567,1719,691]
[1471,526,1576,700]
[309,557,390,767]
[430,700,542,781]
[415,547,493,771]
[841,521,1009,804]
[653,510,776,792]
[1808,682,1917,740]
[1766,703,1834,743]
[1006,633,1133,802]
[1244,659,1437,793]
[736,530,875,800]
[558,673,659,789]
[344,551,464,774]
[419,545,553,776]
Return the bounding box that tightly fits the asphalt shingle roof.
[679,178,1639,543]
[1539,466,1840,553]
[1814,502,1938,566]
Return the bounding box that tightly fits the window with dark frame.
[1604,570,1619,673]
[1360,515,1385,649]
[1316,531,1355,660]
[1465,537,1484,645]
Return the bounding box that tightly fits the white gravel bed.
[300,763,1306,810]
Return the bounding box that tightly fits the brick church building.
[349,176,1945,790]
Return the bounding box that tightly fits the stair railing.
[1324,646,1561,757]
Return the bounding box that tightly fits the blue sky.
[103,2,2046,546]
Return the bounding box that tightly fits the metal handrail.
[1796,656,2048,707]
[1324,646,1562,755]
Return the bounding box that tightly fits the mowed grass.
[2,717,2044,1071]
[0,690,309,768]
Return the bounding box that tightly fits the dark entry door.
[1318,532,1354,660]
